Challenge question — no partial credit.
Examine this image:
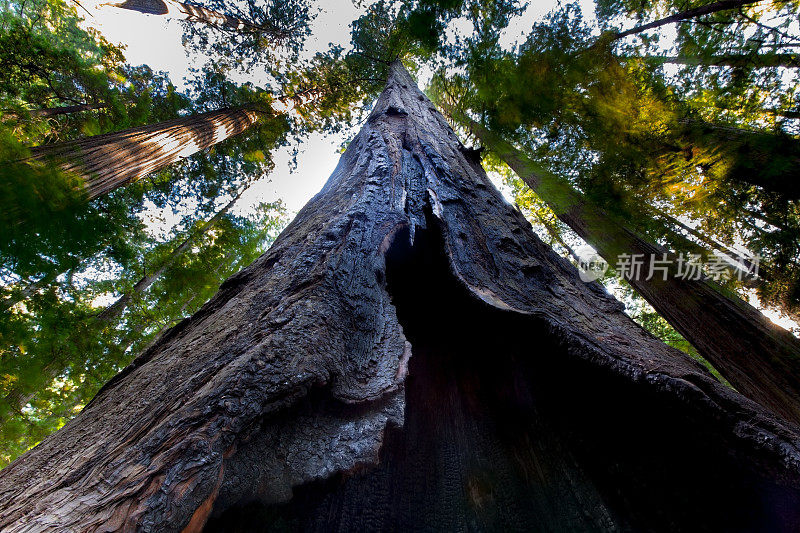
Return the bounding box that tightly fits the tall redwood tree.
[28,106,261,199]
[1,62,799,531]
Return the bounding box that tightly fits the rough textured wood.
[28,106,260,199]
[1,62,800,531]
[211,222,800,531]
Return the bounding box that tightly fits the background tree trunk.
[1,62,799,531]
[2,103,107,120]
[678,118,800,200]
[97,184,248,323]
[612,0,762,40]
[468,119,800,426]
[107,0,289,39]
[28,106,260,199]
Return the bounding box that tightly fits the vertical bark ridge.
[28,106,261,199]
[0,62,799,532]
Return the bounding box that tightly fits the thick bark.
[469,119,800,425]
[97,186,248,323]
[2,62,800,531]
[613,0,762,40]
[107,0,290,40]
[27,106,260,199]
[633,52,800,68]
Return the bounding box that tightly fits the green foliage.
[183,0,313,72]
[1,0,798,472]
[0,198,288,466]
[433,0,800,323]
[0,0,298,466]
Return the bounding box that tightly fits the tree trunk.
[0,271,58,312]
[633,53,800,68]
[1,190,249,423]
[28,106,260,199]
[2,103,107,120]
[651,205,762,276]
[612,0,762,40]
[2,61,800,531]
[106,0,290,40]
[97,185,248,323]
[468,118,800,426]
[768,108,800,119]
[531,210,582,263]
[0,359,61,424]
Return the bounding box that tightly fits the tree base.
[208,220,800,532]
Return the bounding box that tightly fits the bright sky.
[81,0,365,216]
[80,0,599,217]
[79,0,800,333]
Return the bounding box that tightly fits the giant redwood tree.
[1,62,799,531]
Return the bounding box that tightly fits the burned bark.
[28,106,260,199]
[1,62,800,532]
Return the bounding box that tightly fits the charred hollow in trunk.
[208,215,800,532]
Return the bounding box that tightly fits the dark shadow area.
[207,216,800,532]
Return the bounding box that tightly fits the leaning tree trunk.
[28,106,260,199]
[97,185,248,323]
[612,0,762,40]
[2,61,800,531]
[651,205,763,278]
[768,108,800,119]
[106,0,289,39]
[0,188,249,421]
[2,103,107,120]
[467,118,800,426]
